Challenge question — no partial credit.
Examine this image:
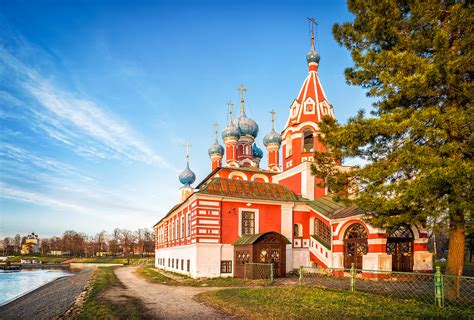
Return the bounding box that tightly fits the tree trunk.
[445,222,465,302]
[446,223,465,276]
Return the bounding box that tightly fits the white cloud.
[0,48,174,169]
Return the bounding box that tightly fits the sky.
[0,0,373,238]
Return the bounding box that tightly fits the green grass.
[197,286,472,319]
[74,267,143,320]
[136,266,267,287]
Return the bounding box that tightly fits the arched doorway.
[386,226,414,272]
[344,223,368,269]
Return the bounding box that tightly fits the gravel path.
[0,269,92,320]
[112,267,234,320]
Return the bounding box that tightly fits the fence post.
[299,265,303,286]
[350,263,356,292]
[270,263,274,284]
[434,266,444,307]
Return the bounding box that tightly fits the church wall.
[276,172,302,196]
[221,201,282,244]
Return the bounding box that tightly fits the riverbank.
[0,269,92,320]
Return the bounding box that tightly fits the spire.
[306,17,320,66]
[237,84,247,115]
[227,100,234,125]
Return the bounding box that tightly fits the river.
[0,269,73,305]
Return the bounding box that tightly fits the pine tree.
[312,0,473,276]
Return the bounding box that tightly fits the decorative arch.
[386,225,414,272]
[228,171,248,181]
[250,174,269,183]
[343,223,368,269]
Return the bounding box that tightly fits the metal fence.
[299,265,474,315]
[244,262,274,283]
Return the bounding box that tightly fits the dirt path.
[111,266,234,320]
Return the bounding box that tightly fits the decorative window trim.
[238,208,259,236]
[250,173,269,183]
[229,171,248,181]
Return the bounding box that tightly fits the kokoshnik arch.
[153,23,433,278]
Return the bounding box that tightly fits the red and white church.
[153,34,433,279]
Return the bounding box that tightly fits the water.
[0,269,73,305]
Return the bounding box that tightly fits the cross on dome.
[227,100,234,124]
[184,142,192,161]
[238,84,247,114]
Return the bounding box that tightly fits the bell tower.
[274,18,334,200]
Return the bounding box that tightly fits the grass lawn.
[136,266,268,287]
[5,256,67,263]
[197,286,471,319]
[74,267,143,320]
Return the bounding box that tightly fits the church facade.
[153,34,433,279]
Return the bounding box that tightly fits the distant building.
[21,232,40,255]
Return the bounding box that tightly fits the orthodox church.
[153,26,432,278]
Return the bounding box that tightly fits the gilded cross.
[270,109,276,130]
[307,17,317,50]
[213,122,219,141]
[183,142,192,159]
[237,84,247,114]
[227,100,234,123]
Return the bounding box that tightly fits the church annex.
[153,27,433,278]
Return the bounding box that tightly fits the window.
[241,211,255,235]
[176,218,179,239]
[294,224,300,237]
[236,250,250,265]
[187,260,190,272]
[171,221,174,240]
[181,259,184,270]
[314,219,332,245]
[285,134,292,157]
[168,258,170,267]
[187,212,191,237]
[181,216,184,239]
[303,129,314,153]
[306,103,314,112]
[221,261,232,273]
[172,259,174,268]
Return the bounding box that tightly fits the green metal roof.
[233,232,291,246]
[307,196,362,219]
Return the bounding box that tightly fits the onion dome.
[235,84,258,138]
[263,128,282,146]
[252,143,263,159]
[306,49,320,64]
[222,123,240,140]
[208,123,224,156]
[234,113,259,138]
[222,101,241,140]
[263,109,282,146]
[178,162,196,187]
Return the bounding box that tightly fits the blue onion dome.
[252,143,263,159]
[221,123,240,140]
[306,49,320,64]
[208,142,224,156]
[178,162,196,187]
[263,128,282,146]
[234,113,259,138]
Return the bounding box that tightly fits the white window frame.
[187,212,191,238]
[238,208,259,236]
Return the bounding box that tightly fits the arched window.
[345,223,368,239]
[285,134,292,157]
[302,129,314,153]
[294,224,299,237]
[313,219,331,245]
[344,223,368,269]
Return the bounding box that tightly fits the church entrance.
[386,226,414,272]
[343,223,368,269]
[233,231,290,278]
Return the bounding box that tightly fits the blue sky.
[0,0,372,238]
